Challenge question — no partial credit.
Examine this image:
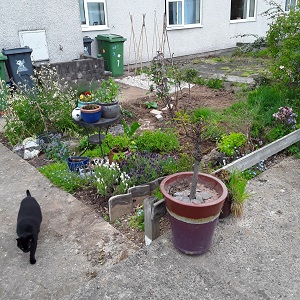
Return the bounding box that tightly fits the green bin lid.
[0,52,7,61]
[96,34,126,42]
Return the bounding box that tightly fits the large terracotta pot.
[160,172,228,255]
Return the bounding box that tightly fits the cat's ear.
[16,238,20,241]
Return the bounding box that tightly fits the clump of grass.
[39,162,93,193]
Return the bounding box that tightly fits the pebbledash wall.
[0,0,84,63]
[85,0,285,66]
[0,0,286,70]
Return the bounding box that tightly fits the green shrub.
[218,132,247,156]
[134,130,180,153]
[265,3,300,84]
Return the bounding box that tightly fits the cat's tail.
[26,190,31,197]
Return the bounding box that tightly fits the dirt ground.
[0,83,238,248]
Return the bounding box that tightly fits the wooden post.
[144,197,166,245]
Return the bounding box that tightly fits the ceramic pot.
[160,172,228,255]
[108,147,130,164]
[219,193,233,219]
[78,100,96,108]
[66,156,89,172]
[72,107,81,121]
[80,104,102,123]
[97,101,120,119]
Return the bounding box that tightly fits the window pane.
[249,0,255,17]
[87,2,105,26]
[231,0,247,20]
[79,0,86,25]
[169,1,182,25]
[184,0,200,24]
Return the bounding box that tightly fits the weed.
[128,205,144,231]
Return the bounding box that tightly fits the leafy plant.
[218,132,247,157]
[121,119,141,138]
[93,77,120,103]
[104,120,141,153]
[104,133,132,153]
[128,205,145,231]
[39,133,71,162]
[144,100,158,109]
[134,129,180,153]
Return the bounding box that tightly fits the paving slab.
[0,142,138,300]
[65,157,300,300]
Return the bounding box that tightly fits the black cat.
[16,190,42,264]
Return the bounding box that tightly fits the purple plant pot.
[160,172,228,255]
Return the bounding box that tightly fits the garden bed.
[0,84,238,247]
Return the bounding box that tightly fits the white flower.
[279,65,285,70]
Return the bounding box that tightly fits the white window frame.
[166,0,202,29]
[230,0,257,23]
[285,0,297,11]
[79,0,109,31]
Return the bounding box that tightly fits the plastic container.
[0,52,8,110]
[96,34,126,77]
[83,36,93,55]
[2,47,34,90]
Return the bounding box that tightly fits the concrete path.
[64,156,300,300]
[0,123,299,299]
[0,141,138,300]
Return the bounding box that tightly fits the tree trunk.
[189,158,200,200]
[189,121,204,202]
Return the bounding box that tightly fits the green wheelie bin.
[96,34,126,77]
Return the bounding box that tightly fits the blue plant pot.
[66,156,89,172]
[80,104,102,123]
[78,100,95,108]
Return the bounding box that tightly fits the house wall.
[0,0,84,63]
[84,0,284,66]
[0,0,285,68]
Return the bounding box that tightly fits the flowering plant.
[79,91,93,102]
[273,106,297,129]
[93,159,131,197]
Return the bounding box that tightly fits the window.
[285,0,297,11]
[167,0,201,27]
[230,0,256,21]
[79,0,107,29]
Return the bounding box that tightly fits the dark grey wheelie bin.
[2,46,34,90]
